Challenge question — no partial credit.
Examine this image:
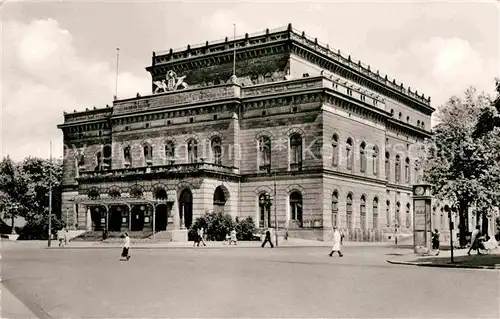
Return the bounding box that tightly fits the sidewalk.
[1,284,38,319]
[387,248,500,270]
[46,238,394,249]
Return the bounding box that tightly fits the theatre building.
[58,24,434,241]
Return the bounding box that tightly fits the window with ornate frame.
[372,145,379,176]
[360,142,367,173]
[346,138,353,171]
[405,157,410,183]
[143,143,153,165]
[347,193,353,230]
[259,136,271,173]
[123,146,132,167]
[373,197,379,230]
[395,155,401,182]
[332,134,339,167]
[187,139,198,163]
[290,134,302,171]
[165,141,175,162]
[360,195,366,229]
[332,191,339,227]
[211,137,222,165]
[385,152,390,180]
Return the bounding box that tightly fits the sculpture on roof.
[153,70,189,94]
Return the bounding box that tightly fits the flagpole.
[115,48,120,100]
[48,141,52,247]
[232,24,236,76]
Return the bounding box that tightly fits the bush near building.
[189,212,256,241]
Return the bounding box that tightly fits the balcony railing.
[78,162,238,180]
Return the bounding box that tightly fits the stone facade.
[58,24,434,241]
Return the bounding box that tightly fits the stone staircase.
[72,230,153,242]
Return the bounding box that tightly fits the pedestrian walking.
[329,226,344,257]
[64,228,69,247]
[261,229,274,248]
[431,229,440,255]
[197,227,206,246]
[121,232,131,260]
[468,225,484,255]
[229,229,237,245]
[58,229,65,247]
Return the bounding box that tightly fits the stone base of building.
[168,229,188,242]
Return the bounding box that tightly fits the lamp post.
[260,194,276,246]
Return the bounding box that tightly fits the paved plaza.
[1,242,499,318]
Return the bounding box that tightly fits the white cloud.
[2,19,150,160]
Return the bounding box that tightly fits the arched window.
[290,134,302,171]
[406,203,411,228]
[143,143,153,165]
[405,157,410,183]
[123,146,132,167]
[390,109,394,116]
[406,116,410,123]
[331,134,339,167]
[396,202,401,226]
[395,155,401,182]
[187,139,198,163]
[95,152,102,171]
[165,141,175,162]
[373,197,379,230]
[359,142,367,173]
[417,120,421,127]
[211,137,222,165]
[398,112,402,120]
[346,193,353,230]
[386,200,390,227]
[385,152,390,181]
[360,195,366,229]
[372,145,379,176]
[289,191,303,227]
[332,191,339,227]
[421,122,425,130]
[346,138,353,170]
[259,136,271,172]
[102,145,112,170]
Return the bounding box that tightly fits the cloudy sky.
[1,0,498,160]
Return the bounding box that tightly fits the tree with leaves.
[420,85,500,246]
[0,156,63,236]
[0,157,33,233]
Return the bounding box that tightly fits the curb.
[45,245,330,250]
[386,259,500,270]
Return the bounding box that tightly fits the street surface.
[1,242,499,318]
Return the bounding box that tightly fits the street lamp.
[259,194,275,244]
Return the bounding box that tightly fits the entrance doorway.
[179,189,193,229]
[90,206,104,231]
[155,203,171,231]
[213,186,227,214]
[131,205,145,231]
[108,206,123,232]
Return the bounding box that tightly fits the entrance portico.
[72,197,173,238]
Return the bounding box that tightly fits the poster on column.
[414,200,426,231]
